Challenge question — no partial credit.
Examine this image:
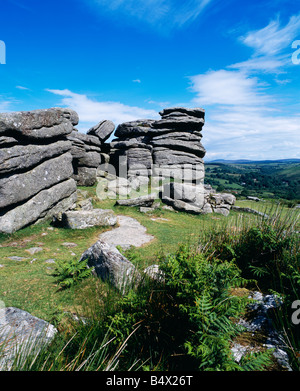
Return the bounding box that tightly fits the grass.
[0,186,297,325]
[0,185,243,323]
[0,184,299,371]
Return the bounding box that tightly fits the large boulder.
[159,107,205,119]
[163,182,205,208]
[0,107,81,234]
[114,120,155,138]
[61,209,117,229]
[72,167,98,187]
[0,153,74,209]
[0,140,71,175]
[0,307,57,371]
[0,108,78,139]
[0,178,77,234]
[115,193,157,207]
[87,120,115,142]
[161,196,203,215]
[79,240,141,294]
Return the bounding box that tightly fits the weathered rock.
[153,147,204,166]
[0,152,74,209]
[68,131,101,147]
[25,247,43,255]
[162,196,203,214]
[87,120,115,142]
[163,182,205,208]
[151,133,206,158]
[76,198,94,211]
[0,178,77,234]
[72,167,98,186]
[0,135,18,146]
[114,120,155,138]
[213,207,231,217]
[202,203,213,214]
[247,196,261,202]
[159,107,205,119]
[0,307,57,371]
[61,209,117,229]
[126,148,153,170]
[0,140,72,175]
[110,135,152,151]
[79,240,140,293]
[152,116,205,131]
[153,164,205,183]
[0,108,78,139]
[115,193,157,207]
[77,151,101,168]
[209,193,236,206]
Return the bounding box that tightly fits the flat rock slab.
[61,209,117,229]
[98,215,154,250]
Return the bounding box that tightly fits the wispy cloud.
[230,14,300,73]
[16,85,30,90]
[241,15,300,57]
[86,0,214,31]
[132,79,141,83]
[189,14,300,160]
[46,89,159,131]
[189,66,300,159]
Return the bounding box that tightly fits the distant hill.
[204,159,300,200]
[206,159,300,164]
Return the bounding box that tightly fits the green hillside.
[204,160,300,201]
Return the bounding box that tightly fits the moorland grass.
[0,185,299,371]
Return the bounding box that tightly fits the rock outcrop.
[67,120,115,186]
[107,107,235,215]
[0,108,79,234]
[0,105,236,235]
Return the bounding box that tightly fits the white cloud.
[187,14,300,160]
[241,15,300,57]
[188,69,300,159]
[189,69,271,106]
[132,79,141,83]
[46,89,159,132]
[203,109,300,160]
[16,85,30,90]
[88,0,213,30]
[231,14,300,73]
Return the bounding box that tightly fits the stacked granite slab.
[110,108,205,181]
[108,107,236,215]
[0,108,78,234]
[110,119,154,182]
[109,107,207,210]
[151,107,206,183]
[67,120,115,186]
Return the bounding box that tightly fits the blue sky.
[0,0,299,160]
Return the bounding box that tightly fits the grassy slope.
[0,185,298,326]
[205,161,300,199]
